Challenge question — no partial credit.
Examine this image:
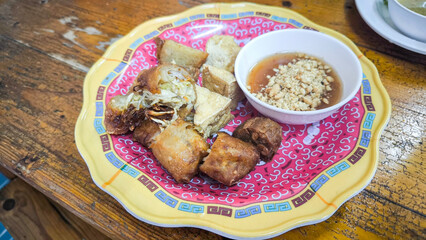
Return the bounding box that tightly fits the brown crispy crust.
[104,104,129,135]
[154,37,164,60]
[233,117,282,161]
[104,102,146,135]
[184,66,200,81]
[131,67,161,94]
[150,119,209,183]
[132,120,161,148]
[155,37,208,69]
[200,132,260,186]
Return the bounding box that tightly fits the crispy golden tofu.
[205,35,241,73]
[202,64,245,110]
[150,119,209,183]
[193,85,233,138]
[200,132,260,186]
[155,37,208,69]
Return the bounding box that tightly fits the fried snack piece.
[193,85,234,138]
[200,133,259,186]
[150,119,209,183]
[184,66,200,82]
[104,94,145,135]
[131,63,194,94]
[233,117,283,161]
[202,64,245,110]
[155,37,208,69]
[132,120,161,148]
[130,63,197,121]
[130,66,160,94]
[205,35,241,73]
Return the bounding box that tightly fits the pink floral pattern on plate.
[105,17,365,207]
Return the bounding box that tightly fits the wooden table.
[0,0,424,239]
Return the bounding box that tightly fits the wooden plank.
[0,0,424,75]
[0,35,222,240]
[0,166,16,180]
[49,200,113,240]
[275,190,425,239]
[360,49,425,214]
[0,178,111,240]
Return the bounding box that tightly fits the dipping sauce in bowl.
[247,53,342,111]
[234,29,362,125]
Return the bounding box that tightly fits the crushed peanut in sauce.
[249,53,341,111]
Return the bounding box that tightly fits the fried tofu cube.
[155,37,208,69]
[202,64,245,110]
[205,35,241,73]
[193,85,234,138]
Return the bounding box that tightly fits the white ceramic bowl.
[388,0,426,42]
[234,29,362,125]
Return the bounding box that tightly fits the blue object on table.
[0,222,13,240]
[0,172,14,240]
[0,172,10,190]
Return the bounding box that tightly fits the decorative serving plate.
[75,3,391,239]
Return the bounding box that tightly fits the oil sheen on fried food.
[247,52,342,110]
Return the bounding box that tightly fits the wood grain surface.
[0,176,111,240]
[0,0,424,239]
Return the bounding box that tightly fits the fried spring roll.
[104,94,145,135]
[233,117,282,161]
[150,119,209,183]
[200,132,259,186]
[132,120,161,148]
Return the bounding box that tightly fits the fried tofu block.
[155,37,208,69]
[193,85,234,138]
[200,133,259,186]
[233,117,283,161]
[205,35,241,73]
[132,120,161,148]
[202,64,245,110]
[150,119,209,183]
[104,94,145,135]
